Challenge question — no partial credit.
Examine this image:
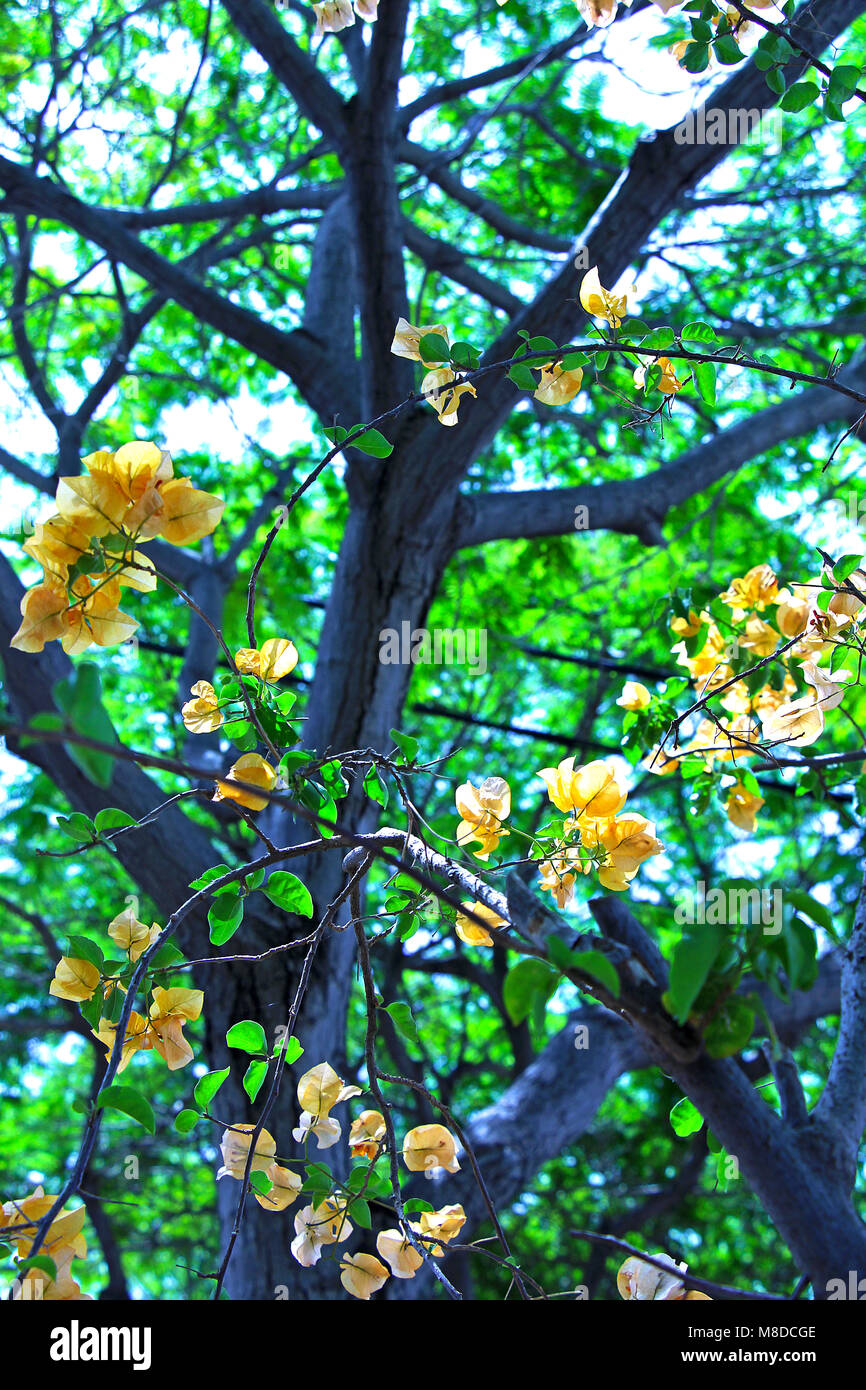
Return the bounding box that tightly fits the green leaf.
[226,1020,267,1054]
[66,935,104,969]
[174,1108,201,1134]
[94,807,137,834]
[503,958,559,1026]
[250,1170,273,1195]
[363,762,389,809]
[208,891,244,945]
[351,1197,372,1229]
[245,867,266,890]
[713,32,743,65]
[353,428,394,458]
[194,1067,230,1108]
[704,998,755,1058]
[643,326,675,351]
[323,425,348,447]
[828,63,860,99]
[680,42,710,73]
[664,925,724,1024]
[832,552,864,583]
[765,67,786,95]
[784,890,832,933]
[190,864,233,891]
[263,870,314,918]
[18,1254,58,1283]
[780,80,820,111]
[693,359,717,405]
[508,362,538,392]
[403,1198,434,1214]
[96,1084,155,1133]
[681,321,718,346]
[243,1059,269,1102]
[449,341,480,369]
[670,1096,704,1137]
[53,662,118,788]
[149,941,185,970]
[568,949,621,998]
[273,1033,304,1064]
[384,1000,421,1048]
[418,333,450,365]
[389,728,419,763]
[56,813,96,844]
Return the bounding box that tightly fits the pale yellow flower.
[217,1124,277,1180]
[455,901,506,947]
[402,1123,460,1175]
[181,679,224,734]
[616,681,651,711]
[377,1227,424,1278]
[213,753,278,812]
[390,317,449,362]
[725,782,765,833]
[579,266,628,328]
[340,1251,390,1299]
[421,367,476,426]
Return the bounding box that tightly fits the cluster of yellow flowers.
[217,1062,465,1299]
[49,906,203,1072]
[392,264,687,431]
[11,441,224,655]
[638,563,863,833]
[452,761,663,930]
[617,1252,712,1301]
[181,637,300,812]
[1,1188,91,1300]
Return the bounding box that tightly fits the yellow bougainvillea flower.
[739,616,780,658]
[107,907,160,962]
[62,576,138,655]
[455,900,506,947]
[348,1109,387,1159]
[213,753,278,812]
[155,477,225,546]
[573,0,620,28]
[377,1228,424,1279]
[538,756,627,819]
[774,585,812,638]
[217,1124,277,1180]
[23,513,92,582]
[800,659,852,711]
[617,1253,711,1300]
[291,1199,354,1266]
[255,1162,303,1212]
[402,1123,461,1175]
[234,637,299,682]
[596,814,663,891]
[313,0,356,36]
[84,441,172,503]
[340,1251,390,1300]
[9,583,75,653]
[616,681,651,711]
[538,852,586,909]
[13,1245,92,1301]
[49,956,101,1003]
[55,473,130,537]
[390,317,450,362]
[417,1204,466,1256]
[752,675,796,719]
[791,608,850,662]
[92,1009,152,1072]
[761,695,824,747]
[827,567,866,621]
[670,609,704,639]
[633,356,683,394]
[353,0,379,19]
[148,986,204,1070]
[579,266,628,329]
[533,361,584,406]
[643,744,682,776]
[421,367,477,426]
[719,563,779,618]
[293,1110,342,1150]
[2,1186,87,1260]
[455,775,511,860]
[182,679,224,734]
[726,782,765,833]
[297,1061,362,1119]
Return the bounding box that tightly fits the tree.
[1,0,866,1301]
